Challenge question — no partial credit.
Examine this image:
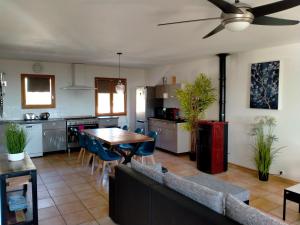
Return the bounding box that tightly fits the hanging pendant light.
[115,52,125,94]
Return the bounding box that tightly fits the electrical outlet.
[279,171,283,175]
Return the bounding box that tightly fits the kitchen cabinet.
[155,84,182,99]
[43,121,67,152]
[149,118,190,154]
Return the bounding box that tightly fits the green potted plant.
[250,116,284,181]
[176,74,216,161]
[5,123,27,161]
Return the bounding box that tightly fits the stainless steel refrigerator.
[136,86,163,134]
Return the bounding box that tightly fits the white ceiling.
[0,0,299,68]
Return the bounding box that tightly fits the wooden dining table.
[84,128,154,164]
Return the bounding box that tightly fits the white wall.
[227,43,300,181]
[0,59,146,129]
[146,42,300,181]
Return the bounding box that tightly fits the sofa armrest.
[109,175,118,223]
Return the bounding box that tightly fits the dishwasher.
[21,123,43,157]
[43,121,67,153]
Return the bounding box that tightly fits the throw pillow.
[131,159,164,184]
[226,194,287,225]
[163,172,224,214]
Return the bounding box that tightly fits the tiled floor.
[32,150,300,225]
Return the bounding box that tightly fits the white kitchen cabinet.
[21,123,43,157]
[149,118,190,154]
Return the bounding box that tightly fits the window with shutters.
[21,74,56,109]
[95,77,127,116]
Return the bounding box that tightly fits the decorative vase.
[258,171,269,181]
[8,152,25,161]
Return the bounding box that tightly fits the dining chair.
[118,128,144,152]
[77,132,88,166]
[85,136,102,175]
[134,131,158,165]
[122,125,128,130]
[94,141,122,178]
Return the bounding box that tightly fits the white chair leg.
[91,154,95,175]
[77,148,83,161]
[81,150,85,166]
[150,155,156,165]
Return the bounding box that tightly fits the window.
[21,74,56,109]
[95,77,127,116]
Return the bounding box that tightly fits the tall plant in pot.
[250,116,284,181]
[5,123,27,161]
[176,74,216,161]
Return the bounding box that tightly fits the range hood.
[62,64,96,90]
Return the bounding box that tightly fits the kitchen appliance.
[136,87,163,134]
[154,107,166,119]
[158,0,300,39]
[21,123,43,157]
[43,120,67,153]
[166,108,179,120]
[24,113,38,121]
[66,116,100,150]
[40,112,50,120]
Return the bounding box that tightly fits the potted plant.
[250,116,283,181]
[176,74,216,161]
[5,123,27,161]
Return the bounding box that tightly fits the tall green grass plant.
[5,123,27,154]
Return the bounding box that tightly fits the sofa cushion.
[163,172,224,214]
[131,159,164,184]
[226,194,287,225]
[187,173,249,202]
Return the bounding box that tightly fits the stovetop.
[64,116,97,120]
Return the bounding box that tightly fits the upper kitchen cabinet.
[155,84,182,99]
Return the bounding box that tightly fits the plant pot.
[189,152,196,161]
[8,152,25,161]
[258,171,269,181]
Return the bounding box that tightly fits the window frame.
[21,74,56,109]
[95,77,127,116]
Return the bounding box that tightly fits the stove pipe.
[217,53,229,122]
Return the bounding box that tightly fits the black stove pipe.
[217,53,229,122]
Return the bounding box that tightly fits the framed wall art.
[250,60,280,110]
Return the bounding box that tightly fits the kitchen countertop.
[149,117,187,123]
[0,116,119,125]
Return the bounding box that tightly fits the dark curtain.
[27,77,50,92]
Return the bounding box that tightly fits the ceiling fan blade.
[253,16,300,25]
[158,17,220,26]
[250,0,300,18]
[207,0,244,14]
[203,24,224,39]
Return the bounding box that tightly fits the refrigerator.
[136,86,163,134]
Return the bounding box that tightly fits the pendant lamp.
[115,52,125,94]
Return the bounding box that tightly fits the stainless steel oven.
[66,117,99,150]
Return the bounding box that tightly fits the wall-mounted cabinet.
[155,84,181,99]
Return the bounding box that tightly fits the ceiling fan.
[158,0,300,39]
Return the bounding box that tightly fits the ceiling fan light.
[225,21,250,31]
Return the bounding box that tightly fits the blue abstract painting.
[250,61,280,109]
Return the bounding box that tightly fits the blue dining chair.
[77,132,88,165]
[93,140,122,178]
[118,128,144,152]
[122,125,128,130]
[85,136,102,175]
[134,131,158,165]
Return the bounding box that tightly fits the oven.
[66,117,99,150]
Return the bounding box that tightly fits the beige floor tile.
[38,190,51,200]
[38,198,55,209]
[88,206,108,220]
[270,206,300,223]
[52,193,79,205]
[57,201,86,215]
[62,209,94,225]
[71,183,95,193]
[39,215,66,225]
[81,196,108,209]
[38,206,60,221]
[48,186,73,197]
[250,198,280,212]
